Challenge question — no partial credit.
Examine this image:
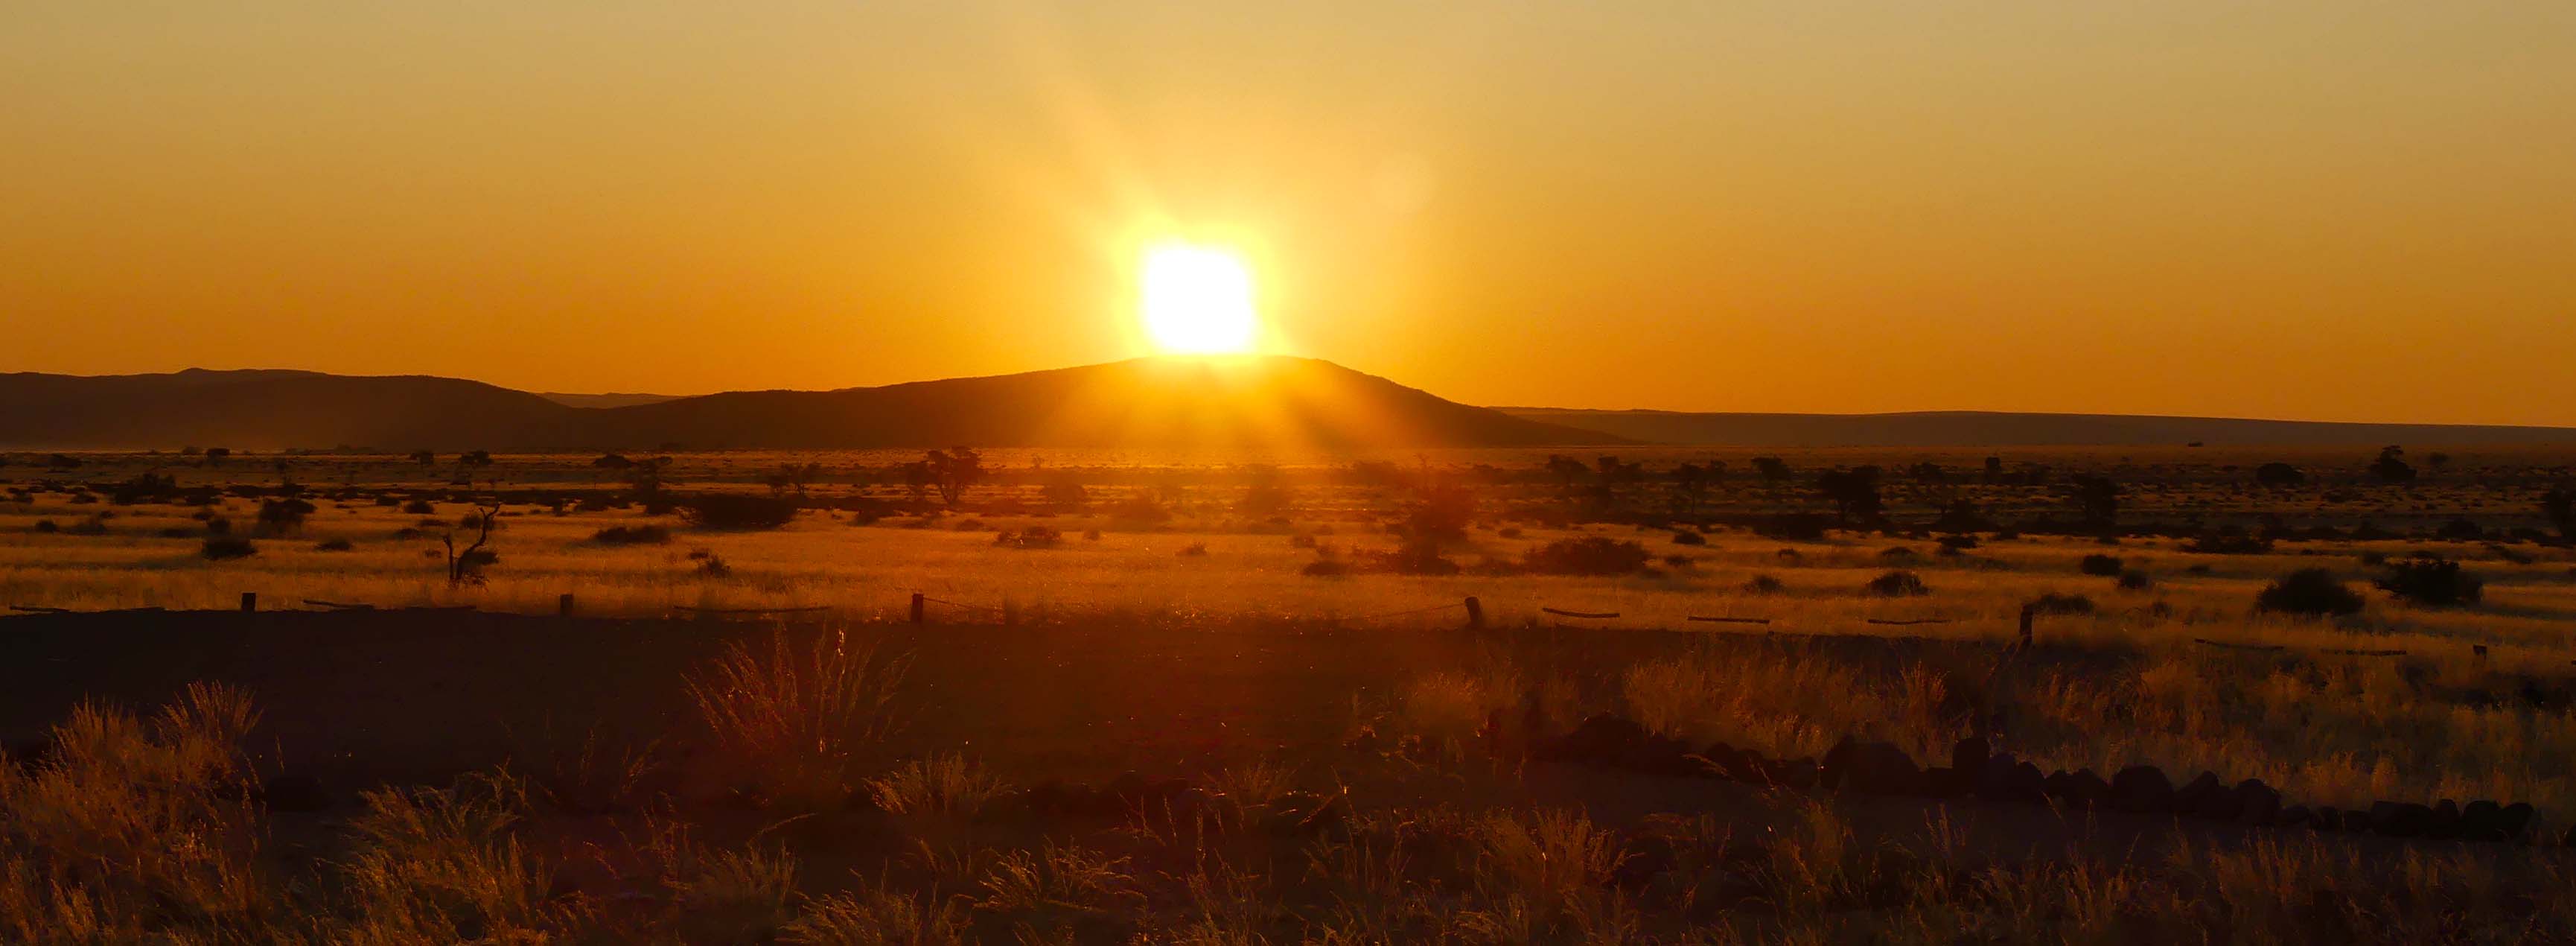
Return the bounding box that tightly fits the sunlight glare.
[1141,244,1258,355]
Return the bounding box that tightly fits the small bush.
[2116,570,2153,591]
[1671,530,1706,546]
[256,498,316,536]
[1741,574,1785,595]
[2078,553,2123,577]
[680,494,801,530]
[2255,568,2364,618]
[592,524,674,545]
[402,500,435,515]
[200,536,257,560]
[2374,555,2483,607]
[1862,570,1928,597]
[314,539,354,552]
[1523,537,1651,575]
[1301,559,1351,577]
[32,518,59,533]
[1177,542,1208,557]
[2025,593,2094,615]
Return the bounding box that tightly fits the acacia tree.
[925,447,983,508]
[2070,474,2120,530]
[2369,445,2416,483]
[2544,486,2575,542]
[442,496,502,586]
[1814,466,1884,527]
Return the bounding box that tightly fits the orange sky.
[4,2,2572,424]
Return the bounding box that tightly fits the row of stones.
[1531,714,2551,845]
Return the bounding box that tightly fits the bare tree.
[442,496,502,586]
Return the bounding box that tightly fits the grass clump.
[1863,570,1928,597]
[200,536,257,560]
[686,630,910,809]
[2373,554,2483,607]
[591,524,673,545]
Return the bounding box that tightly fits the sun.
[1140,244,1258,355]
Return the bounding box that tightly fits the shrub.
[680,494,800,530]
[1671,530,1706,546]
[998,525,1060,549]
[2374,555,2483,607]
[1301,559,1351,577]
[2025,593,2094,615]
[1754,513,1831,542]
[1523,537,1651,575]
[1741,574,1785,595]
[402,500,435,515]
[2185,530,2274,555]
[2117,569,2153,591]
[591,524,674,545]
[314,539,354,552]
[2255,568,2364,618]
[2078,553,2123,577]
[200,536,256,560]
[1106,493,1170,524]
[256,498,316,536]
[1862,570,1928,597]
[33,518,60,533]
[1177,542,1208,557]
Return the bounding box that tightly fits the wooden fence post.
[240,591,256,613]
[2473,644,2489,664]
[2017,605,2034,647]
[558,593,575,618]
[909,592,925,625]
[1464,596,1484,629]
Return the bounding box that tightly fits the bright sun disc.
[1141,244,1257,354]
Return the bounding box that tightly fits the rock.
[1774,757,1820,790]
[2340,808,2374,833]
[2110,766,2175,813]
[2233,779,2281,826]
[2456,800,2504,842]
[1700,743,1750,781]
[2500,802,2536,840]
[1951,737,1990,775]
[2423,799,2461,839]
[1975,754,2018,799]
[2001,761,2047,804]
[2172,772,2225,818]
[1538,715,1650,765]
[2312,805,2341,832]
[2369,801,2435,838]
[1825,739,1920,795]
[259,774,334,813]
[2276,805,2314,828]
[1918,766,1967,799]
[1615,734,1700,778]
[2062,769,2113,808]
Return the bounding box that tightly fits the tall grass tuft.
[686,629,911,809]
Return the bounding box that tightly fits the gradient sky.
[5,2,2572,424]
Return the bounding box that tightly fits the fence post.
[1003,599,1018,626]
[909,592,925,625]
[2017,605,2034,648]
[240,591,256,613]
[558,593,575,618]
[1464,596,1484,629]
[2473,644,2488,664]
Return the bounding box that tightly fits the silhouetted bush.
[998,525,1061,549]
[255,498,315,536]
[1107,493,1170,524]
[1301,559,1351,577]
[2374,555,2482,607]
[2079,553,2123,577]
[32,519,59,533]
[1523,537,1651,575]
[313,539,354,552]
[1671,530,1706,546]
[1741,574,1785,595]
[402,500,435,515]
[1754,513,1831,542]
[2254,463,2306,488]
[678,494,800,530]
[2256,569,2364,618]
[2185,529,2274,555]
[200,536,256,560]
[1863,570,1928,597]
[2117,570,2154,591]
[2436,518,2483,541]
[592,524,673,545]
[2026,593,2094,615]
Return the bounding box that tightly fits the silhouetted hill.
[0,359,1616,451]
[585,358,1619,449]
[1502,407,2576,448]
[0,369,578,450]
[534,392,683,410]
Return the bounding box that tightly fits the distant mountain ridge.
[0,358,1615,451]
[1499,407,2576,448]
[10,363,2572,451]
